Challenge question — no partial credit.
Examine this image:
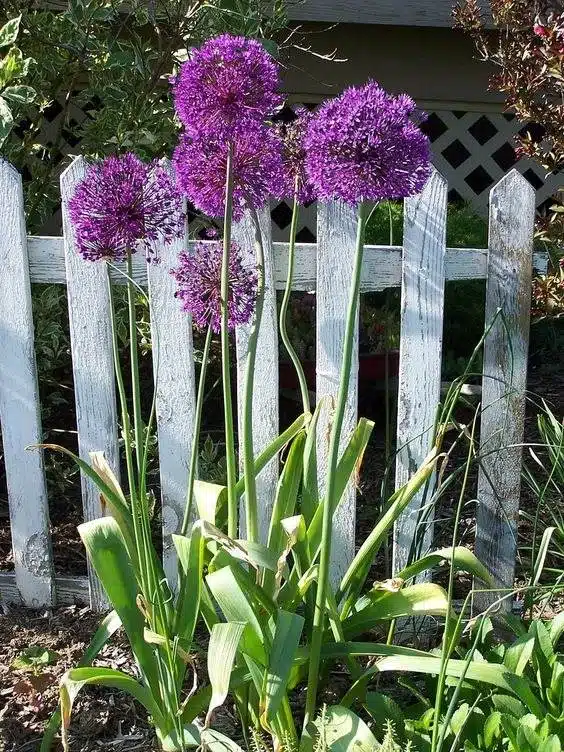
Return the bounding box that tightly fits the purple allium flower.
[173,34,283,140]
[304,82,431,205]
[69,153,185,263]
[171,241,257,332]
[277,107,317,205]
[173,124,284,221]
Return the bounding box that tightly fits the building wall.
[281,23,499,109]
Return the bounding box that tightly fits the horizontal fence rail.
[0,157,544,610]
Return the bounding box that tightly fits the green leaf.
[263,431,306,595]
[483,711,502,748]
[314,705,379,751]
[504,633,535,676]
[301,398,325,524]
[206,622,246,725]
[59,667,165,751]
[206,565,274,666]
[41,611,121,752]
[364,692,405,740]
[0,16,21,48]
[307,417,374,560]
[343,654,546,718]
[200,728,246,751]
[261,610,304,726]
[539,735,562,752]
[2,84,35,104]
[78,518,159,693]
[193,479,227,525]
[12,646,59,671]
[342,583,451,639]
[173,526,205,646]
[397,546,492,586]
[491,693,527,718]
[338,446,440,604]
[0,96,13,146]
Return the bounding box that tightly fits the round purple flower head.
[172,241,257,332]
[69,153,185,263]
[173,34,283,140]
[305,81,431,205]
[173,124,284,221]
[277,107,317,205]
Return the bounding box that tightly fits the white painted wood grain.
[147,171,196,584]
[393,168,448,575]
[61,156,120,611]
[25,236,548,290]
[234,207,279,543]
[474,170,535,611]
[0,161,55,607]
[289,0,491,27]
[316,201,359,584]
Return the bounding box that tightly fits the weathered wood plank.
[0,161,55,607]
[475,170,535,610]
[393,168,448,574]
[0,571,89,606]
[61,156,120,611]
[316,200,359,584]
[25,236,548,290]
[147,182,196,584]
[289,0,491,27]
[234,208,279,542]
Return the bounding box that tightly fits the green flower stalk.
[279,189,311,416]
[221,143,239,538]
[303,202,369,741]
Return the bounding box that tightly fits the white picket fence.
[0,157,544,611]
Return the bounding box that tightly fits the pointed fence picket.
[0,158,545,611]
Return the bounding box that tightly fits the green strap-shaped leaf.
[397,546,493,586]
[173,526,205,645]
[261,610,304,726]
[342,583,451,639]
[341,655,546,718]
[307,417,374,560]
[41,610,122,751]
[59,667,165,751]
[78,518,159,694]
[206,622,246,725]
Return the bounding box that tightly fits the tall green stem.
[302,203,368,747]
[221,143,238,538]
[180,324,213,536]
[240,205,265,543]
[127,252,144,481]
[280,190,311,415]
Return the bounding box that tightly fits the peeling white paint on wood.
[61,156,120,611]
[393,168,448,575]
[475,170,535,611]
[25,236,548,290]
[316,201,359,584]
[147,170,196,583]
[0,161,55,607]
[234,208,279,542]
